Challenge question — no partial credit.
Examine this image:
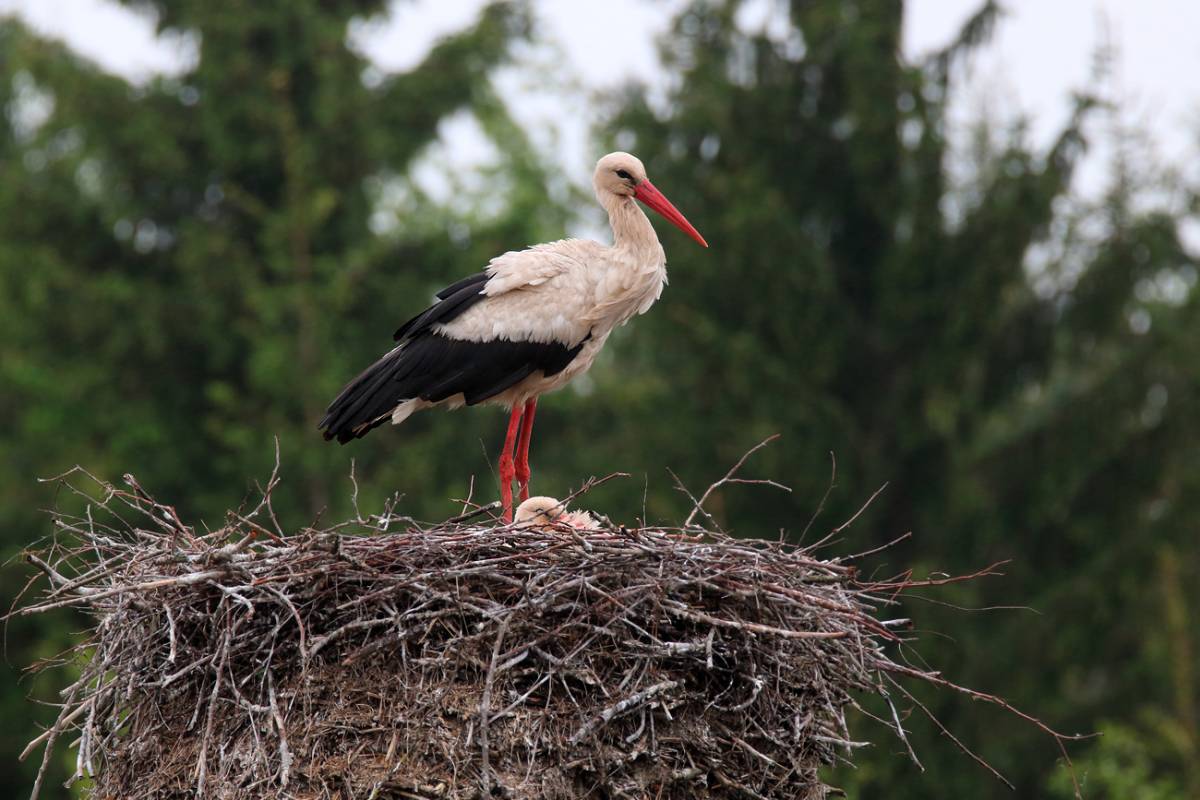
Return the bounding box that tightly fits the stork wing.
[479,244,575,295]
[321,241,600,443]
[392,270,490,342]
[392,242,594,343]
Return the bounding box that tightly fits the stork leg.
[514,398,538,502]
[498,404,523,522]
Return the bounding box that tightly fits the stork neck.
[605,194,661,257]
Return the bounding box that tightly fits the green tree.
[575,1,1200,797]
[0,1,563,794]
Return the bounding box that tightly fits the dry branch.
[13,464,1080,799]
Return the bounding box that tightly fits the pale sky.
[2,0,1198,215]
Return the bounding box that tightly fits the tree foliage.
[0,1,560,795]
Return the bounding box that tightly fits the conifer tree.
[0,2,555,793]
[580,1,1199,795]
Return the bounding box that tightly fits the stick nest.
[16,466,1055,800]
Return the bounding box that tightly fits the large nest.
[16,462,1077,800]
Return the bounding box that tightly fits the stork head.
[515,495,565,527]
[594,152,708,248]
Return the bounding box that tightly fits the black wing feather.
[319,271,586,444]
[392,271,489,342]
[434,270,490,300]
[319,334,585,443]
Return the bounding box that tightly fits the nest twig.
[13,453,1084,800]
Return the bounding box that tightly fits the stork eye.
[615,169,633,181]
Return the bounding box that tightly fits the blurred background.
[1,0,1197,797]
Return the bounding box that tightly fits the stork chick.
[320,152,708,520]
[514,495,598,530]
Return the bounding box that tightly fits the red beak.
[633,179,709,248]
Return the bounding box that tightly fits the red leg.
[515,398,538,502]
[498,405,523,522]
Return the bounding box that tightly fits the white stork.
[319,152,707,520]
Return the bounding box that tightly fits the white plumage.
[320,152,707,519]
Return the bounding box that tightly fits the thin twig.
[684,435,788,528]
